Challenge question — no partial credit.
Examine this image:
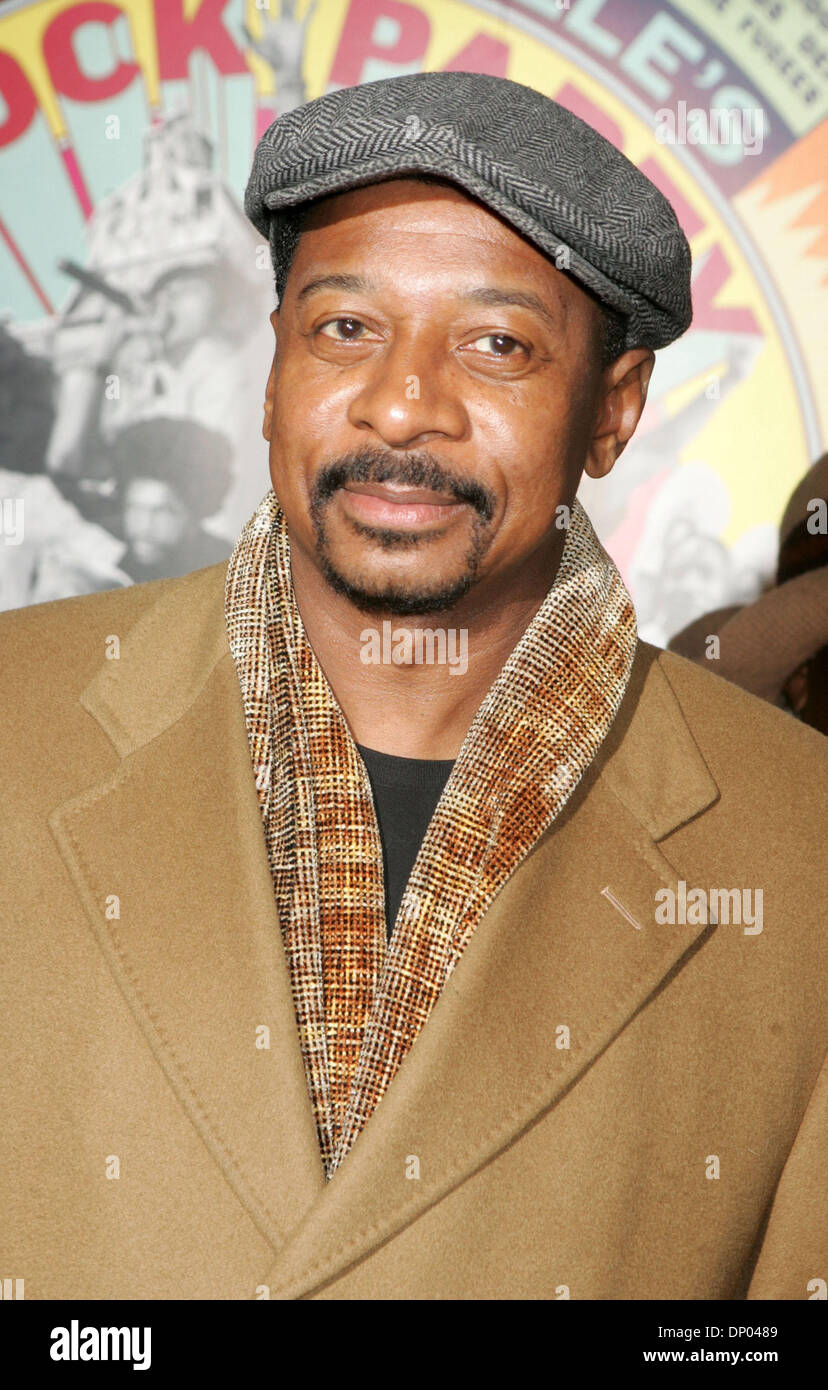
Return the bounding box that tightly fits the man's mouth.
[339,481,467,529]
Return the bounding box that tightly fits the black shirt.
[356,743,455,940]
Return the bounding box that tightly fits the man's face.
[122,477,190,562]
[151,272,215,352]
[264,179,629,616]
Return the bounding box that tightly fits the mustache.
[310,448,496,521]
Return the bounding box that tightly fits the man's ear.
[584,347,655,480]
[262,307,279,443]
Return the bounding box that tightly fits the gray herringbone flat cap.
[245,70,692,350]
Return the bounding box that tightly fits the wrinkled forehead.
[291,176,602,331]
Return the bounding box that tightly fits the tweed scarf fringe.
[226,489,637,1178]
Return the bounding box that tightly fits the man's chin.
[318,554,475,617]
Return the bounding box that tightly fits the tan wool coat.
[1,561,826,1300]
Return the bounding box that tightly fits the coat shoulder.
[634,644,828,879]
[649,642,828,779]
[0,564,227,761]
[0,563,228,702]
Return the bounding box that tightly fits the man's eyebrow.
[458,286,564,333]
[295,274,564,332]
[295,273,379,303]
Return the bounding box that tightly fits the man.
[45,260,247,491]
[1,72,825,1301]
[669,452,828,734]
[0,323,128,611]
[109,418,234,583]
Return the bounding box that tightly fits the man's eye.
[468,333,524,357]
[318,317,372,341]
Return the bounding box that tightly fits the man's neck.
[288,532,567,760]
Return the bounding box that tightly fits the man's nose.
[346,331,469,448]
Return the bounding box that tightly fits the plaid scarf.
[225,489,637,1179]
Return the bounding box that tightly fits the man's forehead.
[294,177,591,322]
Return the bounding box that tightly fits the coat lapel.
[47,568,326,1256]
[258,648,722,1298]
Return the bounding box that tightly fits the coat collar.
[48,562,720,1297]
